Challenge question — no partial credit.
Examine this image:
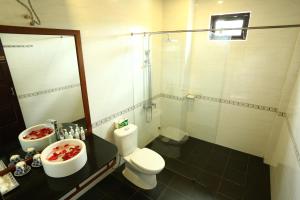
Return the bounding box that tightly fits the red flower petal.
[48,154,58,161]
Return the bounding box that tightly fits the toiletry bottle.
[59,133,64,140]
[74,129,80,139]
[80,127,86,140]
[75,124,80,133]
[63,129,68,139]
[47,119,59,140]
[59,129,64,140]
[69,126,75,137]
[68,131,74,139]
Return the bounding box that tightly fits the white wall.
[0,33,84,127]
[0,0,162,145]
[270,31,300,200]
[270,121,300,200]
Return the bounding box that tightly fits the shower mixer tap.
[152,103,156,109]
[144,102,156,109]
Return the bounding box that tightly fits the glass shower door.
[159,33,190,142]
[132,34,162,147]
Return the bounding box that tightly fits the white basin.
[18,124,57,152]
[41,139,87,178]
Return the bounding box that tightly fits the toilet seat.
[130,148,165,173]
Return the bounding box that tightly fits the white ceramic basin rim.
[18,124,56,152]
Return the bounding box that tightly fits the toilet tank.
[114,124,138,156]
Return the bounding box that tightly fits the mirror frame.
[0,25,92,135]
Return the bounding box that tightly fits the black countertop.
[1,134,118,200]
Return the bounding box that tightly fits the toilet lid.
[131,148,165,172]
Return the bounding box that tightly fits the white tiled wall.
[216,105,275,156]
[271,121,300,200]
[18,87,84,127]
[134,100,161,147]
[271,39,300,199]
[1,34,80,92]
[160,97,186,133]
[185,100,221,143]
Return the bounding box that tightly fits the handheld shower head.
[165,34,178,43]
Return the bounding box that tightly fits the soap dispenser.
[67,131,74,139]
[63,129,68,139]
[69,126,75,137]
[74,129,80,139]
[80,127,86,140]
[47,119,59,140]
[59,133,64,140]
[75,124,80,133]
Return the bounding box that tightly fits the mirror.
[0,27,91,154]
[0,33,85,127]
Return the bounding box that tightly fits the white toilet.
[114,124,165,190]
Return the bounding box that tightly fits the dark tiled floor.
[79,136,271,200]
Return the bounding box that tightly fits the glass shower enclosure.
[132,25,300,157]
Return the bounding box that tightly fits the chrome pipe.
[131,24,300,36]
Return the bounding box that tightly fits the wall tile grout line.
[242,155,251,199]
[127,191,139,200]
[215,150,232,199]
[160,182,195,200]
[17,83,81,99]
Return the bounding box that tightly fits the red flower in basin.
[23,128,53,140]
[47,144,81,161]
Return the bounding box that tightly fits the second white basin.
[41,139,87,178]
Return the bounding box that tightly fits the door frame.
[0,25,92,135]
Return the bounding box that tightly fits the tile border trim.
[161,93,279,113]
[163,93,288,117]
[17,83,81,99]
[92,93,286,129]
[3,45,34,48]
[91,94,161,128]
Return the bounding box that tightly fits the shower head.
[165,34,178,43]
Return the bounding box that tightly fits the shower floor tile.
[79,136,271,200]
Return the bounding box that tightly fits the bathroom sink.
[18,124,57,152]
[41,139,87,178]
